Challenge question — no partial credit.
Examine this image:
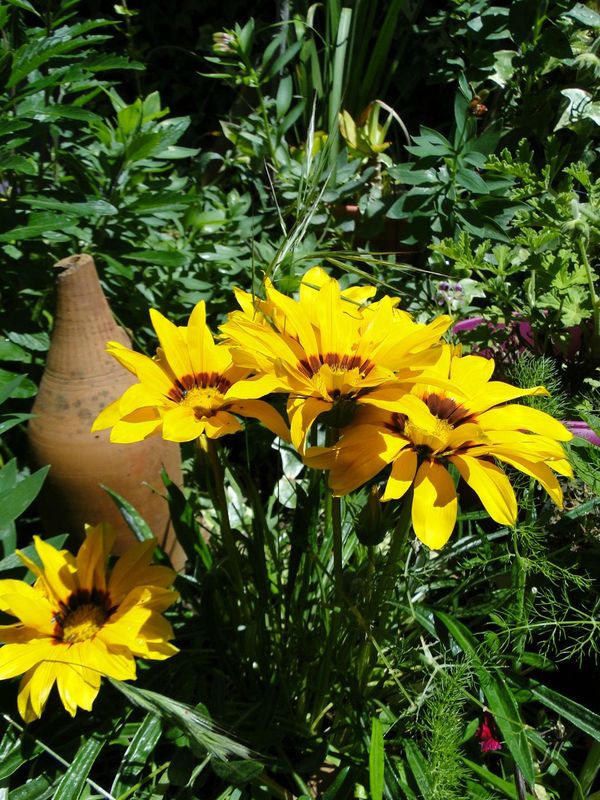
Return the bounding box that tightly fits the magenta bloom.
[476,712,502,753]
[565,420,600,447]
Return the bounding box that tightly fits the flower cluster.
[0,524,178,721]
[94,267,572,550]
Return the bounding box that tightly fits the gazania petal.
[76,523,115,593]
[109,413,162,443]
[478,405,573,441]
[382,448,417,501]
[451,454,517,526]
[411,461,457,550]
[494,453,564,507]
[21,661,59,720]
[288,396,330,452]
[0,581,55,635]
[149,308,193,381]
[32,536,76,603]
[161,405,204,442]
[468,381,548,414]
[202,410,243,439]
[106,342,172,395]
[228,399,291,442]
[0,640,55,679]
[91,397,122,432]
[56,663,100,716]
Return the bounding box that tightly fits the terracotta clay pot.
[27,254,185,570]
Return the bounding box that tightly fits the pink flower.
[565,420,600,447]
[476,711,502,753]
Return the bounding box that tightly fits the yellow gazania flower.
[92,300,289,443]
[220,267,451,450]
[0,523,179,721]
[304,348,573,550]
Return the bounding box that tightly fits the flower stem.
[578,235,600,359]
[380,490,413,593]
[205,437,244,591]
[332,494,343,603]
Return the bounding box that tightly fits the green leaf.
[0,413,34,435]
[0,369,35,397]
[0,219,79,242]
[369,717,384,800]
[455,168,490,194]
[8,774,55,800]
[7,331,49,351]
[0,534,68,574]
[21,105,102,124]
[111,713,163,796]
[212,760,264,786]
[276,74,293,119]
[528,681,600,742]
[508,0,539,45]
[20,197,118,216]
[3,0,40,14]
[109,680,252,761]
[321,766,352,800]
[403,740,431,795]
[435,612,535,786]
[463,758,537,799]
[53,734,105,800]
[0,374,25,405]
[102,485,155,542]
[0,465,49,528]
[123,250,187,267]
[565,3,600,27]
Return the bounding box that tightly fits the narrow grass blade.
[369,717,384,800]
[463,758,537,800]
[53,734,107,800]
[528,681,600,742]
[111,712,162,796]
[403,740,431,796]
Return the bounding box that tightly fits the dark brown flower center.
[53,588,115,644]
[422,393,471,425]
[299,352,374,378]
[167,372,232,403]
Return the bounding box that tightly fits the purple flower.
[451,316,485,334]
[564,420,600,447]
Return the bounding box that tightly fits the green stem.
[578,236,600,358]
[379,489,413,595]
[205,438,244,593]
[511,526,528,667]
[332,494,343,603]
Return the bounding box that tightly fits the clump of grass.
[421,662,471,800]
[508,352,568,417]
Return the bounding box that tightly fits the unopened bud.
[356,485,388,545]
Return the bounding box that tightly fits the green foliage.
[0,1,599,798]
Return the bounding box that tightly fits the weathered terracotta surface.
[27,254,185,569]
